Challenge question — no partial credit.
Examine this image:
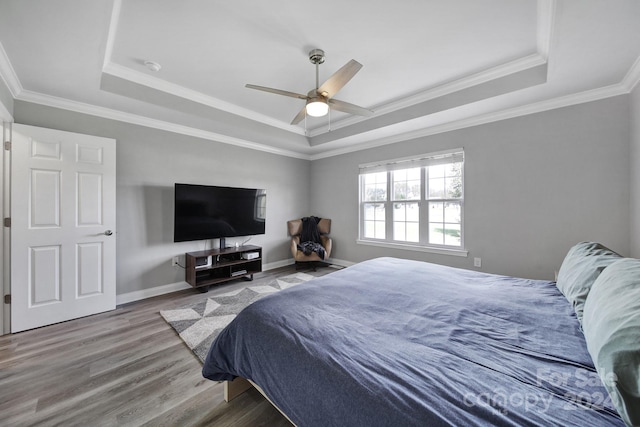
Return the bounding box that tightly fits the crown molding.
[9,71,634,164]
[537,0,556,60]
[0,42,23,97]
[102,0,122,71]
[310,82,630,161]
[16,89,311,160]
[622,54,640,92]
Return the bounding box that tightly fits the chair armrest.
[321,236,332,259]
[290,236,300,258]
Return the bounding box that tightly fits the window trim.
[358,148,466,257]
[356,238,468,257]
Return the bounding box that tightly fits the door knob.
[104,230,113,236]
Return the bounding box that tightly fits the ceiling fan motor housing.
[309,49,325,65]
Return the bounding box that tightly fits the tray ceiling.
[0,0,639,158]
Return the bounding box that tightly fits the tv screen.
[174,183,266,242]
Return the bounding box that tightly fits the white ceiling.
[0,0,639,159]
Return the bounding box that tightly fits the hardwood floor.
[0,265,337,426]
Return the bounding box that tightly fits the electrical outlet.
[473,257,482,268]
[172,256,179,267]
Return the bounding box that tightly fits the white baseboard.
[328,258,355,268]
[263,259,295,270]
[116,281,192,306]
[115,257,355,306]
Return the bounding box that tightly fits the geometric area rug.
[160,272,315,364]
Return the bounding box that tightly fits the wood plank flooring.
[0,265,337,426]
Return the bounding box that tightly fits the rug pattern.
[160,272,315,363]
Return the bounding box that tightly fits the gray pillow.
[556,242,622,323]
[582,258,640,427]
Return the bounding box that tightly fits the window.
[359,149,464,253]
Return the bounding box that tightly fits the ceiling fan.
[246,49,374,125]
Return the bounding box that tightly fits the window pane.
[364,221,375,237]
[406,222,419,242]
[364,203,377,220]
[443,162,463,199]
[444,202,461,223]
[429,223,444,245]
[428,177,445,199]
[364,171,385,185]
[444,224,461,246]
[406,203,420,222]
[363,203,385,239]
[444,176,462,199]
[363,172,387,202]
[429,202,444,222]
[429,164,445,178]
[392,168,420,200]
[394,202,419,242]
[445,162,462,177]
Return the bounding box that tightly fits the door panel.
[29,245,61,306]
[11,124,116,333]
[77,242,103,296]
[31,169,61,227]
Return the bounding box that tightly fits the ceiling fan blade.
[317,60,363,98]
[328,98,374,117]
[290,105,307,125]
[245,84,308,100]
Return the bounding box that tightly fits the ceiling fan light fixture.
[306,97,329,117]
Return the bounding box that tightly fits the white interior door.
[10,124,116,333]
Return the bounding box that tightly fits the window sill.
[356,239,468,257]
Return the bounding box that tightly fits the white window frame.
[357,148,467,257]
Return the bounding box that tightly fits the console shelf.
[185,245,262,290]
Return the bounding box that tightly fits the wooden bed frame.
[225,378,296,425]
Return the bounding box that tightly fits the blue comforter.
[202,257,624,426]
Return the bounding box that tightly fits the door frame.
[1,121,11,335]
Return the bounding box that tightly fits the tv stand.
[219,237,226,249]
[185,245,262,291]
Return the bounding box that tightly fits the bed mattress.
[203,257,624,426]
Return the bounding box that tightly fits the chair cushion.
[288,218,331,236]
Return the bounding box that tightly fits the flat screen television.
[174,183,266,244]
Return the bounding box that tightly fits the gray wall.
[11,93,634,295]
[311,96,631,280]
[14,101,312,296]
[631,83,640,258]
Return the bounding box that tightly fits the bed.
[202,249,639,426]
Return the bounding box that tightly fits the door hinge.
[4,141,10,151]
[4,294,10,304]
[3,218,9,227]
